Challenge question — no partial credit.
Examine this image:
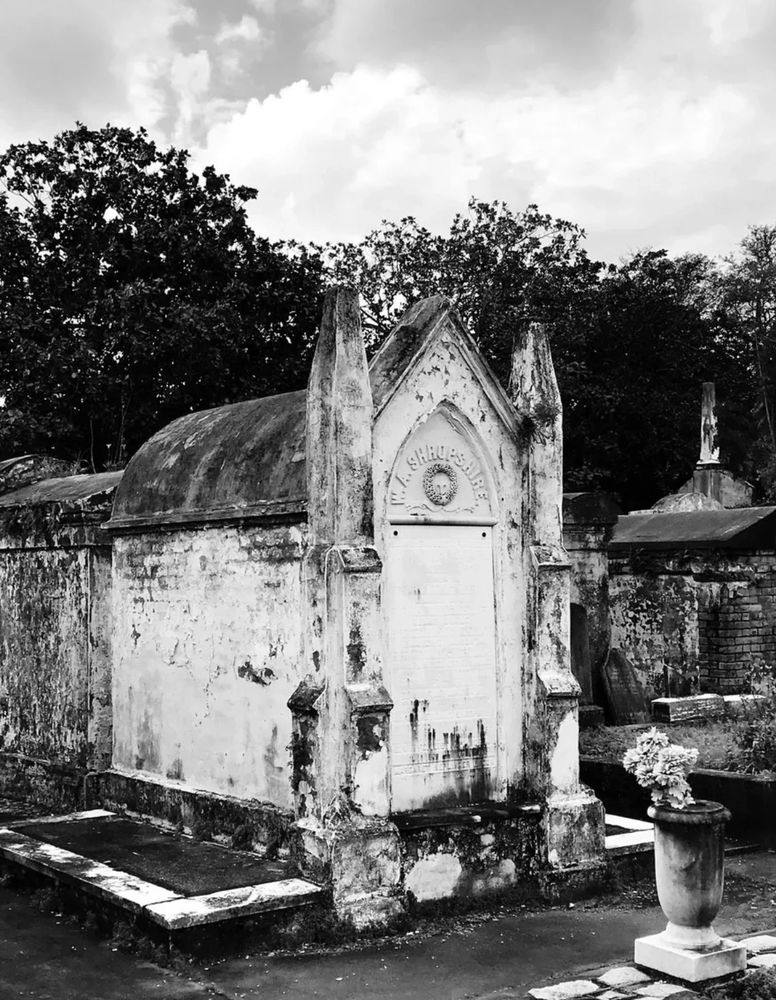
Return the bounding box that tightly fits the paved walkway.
[0,848,773,999]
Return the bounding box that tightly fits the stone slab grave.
[0,810,323,931]
[602,649,652,724]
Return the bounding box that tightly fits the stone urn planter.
[648,799,729,950]
[634,799,747,980]
[623,729,747,980]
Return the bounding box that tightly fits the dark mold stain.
[346,623,366,676]
[166,757,184,781]
[356,713,384,757]
[237,658,275,686]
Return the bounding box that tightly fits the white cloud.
[216,16,262,45]
[0,0,195,149]
[170,49,212,144]
[196,46,770,261]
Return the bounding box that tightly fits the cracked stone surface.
[598,968,653,988]
[529,981,602,1000]
[741,935,776,955]
[634,984,692,998]
[748,953,776,968]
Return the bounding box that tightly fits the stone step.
[605,813,654,856]
[0,809,324,932]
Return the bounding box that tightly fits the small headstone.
[602,649,651,724]
[598,967,652,988]
[579,704,605,729]
[652,694,724,723]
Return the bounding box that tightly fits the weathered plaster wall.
[562,494,620,706]
[609,563,702,698]
[610,548,776,696]
[372,329,527,809]
[0,493,114,796]
[111,523,306,806]
[565,531,610,702]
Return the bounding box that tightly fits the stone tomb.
[104,289,604,925]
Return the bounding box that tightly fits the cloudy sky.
[1,0,773,262]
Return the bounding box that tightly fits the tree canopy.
[322,204,759,509]
[0,124,323,469]
[0,124,770,509]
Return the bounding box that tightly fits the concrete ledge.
[144,878,324,930]
[581,758,776,848]
[92,769,293,852]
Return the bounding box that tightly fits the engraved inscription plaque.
[386,523,498,812]
[388,409,493,521]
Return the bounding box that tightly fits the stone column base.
[635,931,746,982]
[290,814,405,930]
[544,790,605,868]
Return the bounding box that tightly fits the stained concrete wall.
[111,523,306,807]
[609,548,776,696]
[563,494,620,705]
[0,475,116,804]
[373,342,526,809]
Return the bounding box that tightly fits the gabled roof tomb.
[109,295,515,532]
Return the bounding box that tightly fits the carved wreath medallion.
[422,461,458,506]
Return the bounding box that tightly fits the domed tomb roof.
[108,293,507,532]
[108,391,307,530]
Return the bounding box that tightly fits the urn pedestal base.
[635,931,746,982]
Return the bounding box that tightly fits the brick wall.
[610,547,776,696]
[697,550,776,692]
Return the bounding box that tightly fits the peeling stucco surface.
[111,523,305,805]
[0,484,114,782]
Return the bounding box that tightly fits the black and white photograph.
[0,2,775,998]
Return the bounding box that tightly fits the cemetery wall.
[0,476,117,806]
[609,547,776,696]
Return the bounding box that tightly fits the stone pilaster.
[511,322,605,876]
[288,286,401,927]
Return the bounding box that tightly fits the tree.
[324,206,756,509]
[555,250,756,508]
[322,199,597,383]
[0,124,324,469]
[717,225,776,496]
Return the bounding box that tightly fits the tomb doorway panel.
[386,522,498,813]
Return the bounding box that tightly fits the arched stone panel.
[383,406,499,812]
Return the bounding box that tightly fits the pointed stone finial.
[306,286,374,545]
[698,382,720,467]
[509,320,562,423]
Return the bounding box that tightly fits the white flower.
[622,728,698,809]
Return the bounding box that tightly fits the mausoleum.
[0,289,604,924]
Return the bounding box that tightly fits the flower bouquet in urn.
[625,728,745,978]
[623,728,699,809]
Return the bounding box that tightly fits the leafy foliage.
[324,207,758,508]
[707,969,776,1000]
[0,127,766,504]
[716,225,776,498]
[734,702,776,774]
[0,124,324,469]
